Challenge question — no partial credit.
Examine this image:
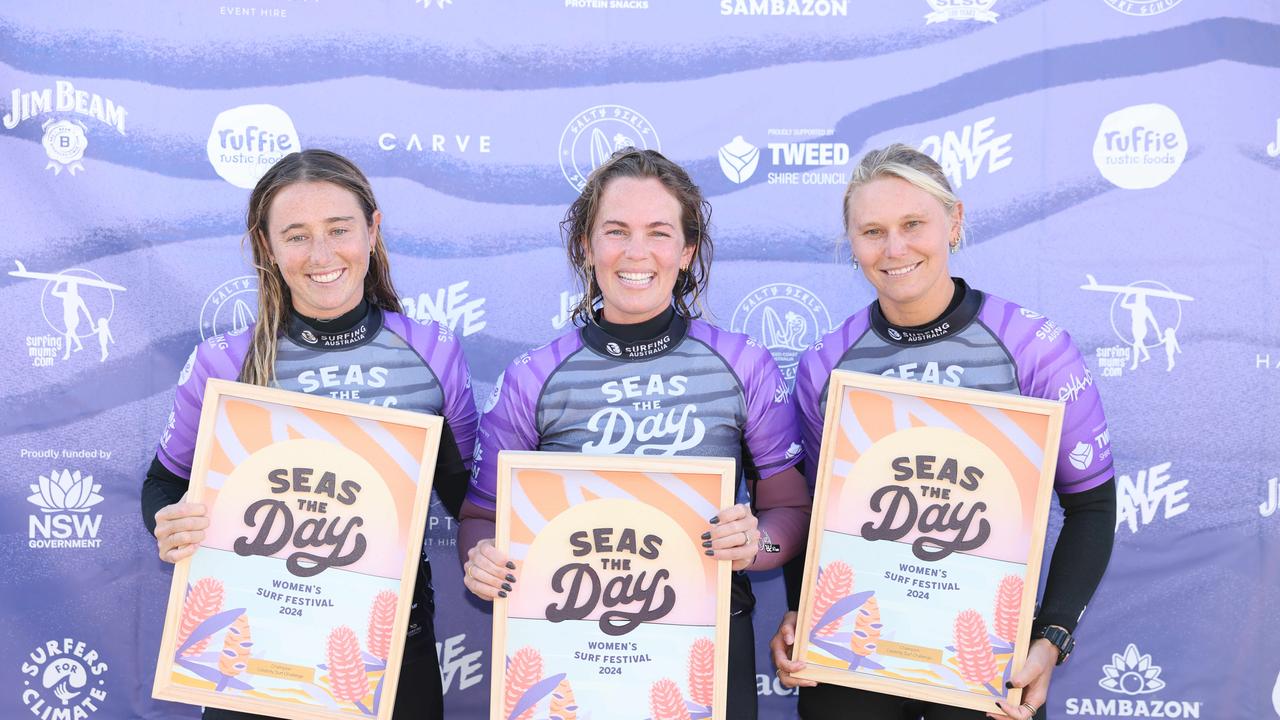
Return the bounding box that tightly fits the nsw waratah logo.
[28,469,104,513]
[1100,644,1165,695]
[559,105,660,192]
[207,104,299,189]
[719,136,760,183]
[1093,103,1186,190]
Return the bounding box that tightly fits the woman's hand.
[463,538,518,601]
[769,611,817,689]
[988,639,1058,720]
[152,493,209,563]
[705,502,759,571]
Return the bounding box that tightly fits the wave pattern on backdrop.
[2,1,1278,718]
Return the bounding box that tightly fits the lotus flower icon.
[28,470,104,513]
[1099,643,1166,695]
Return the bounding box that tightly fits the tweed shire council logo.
[731,283,831,390]
[559,105,660,192]
[200,276,258,341]
[21,638,109,719]
[1063,643,1202,717]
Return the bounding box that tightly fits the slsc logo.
[919,116,1012,189]
[924,0,999,24]
[3,80,129,176]
[207,104,299,189]
[1080,275,1191,377]
[1063,643,1202,717]
[21,638,109,719]
[1101,0,1183,16]
[26,469,106,550]
[731,283,832,390]
[200,276,258,341]
[1093,103,1187,190]
[559,105,660,192]
[401,280,487,336]
[9,260,124,368]
[1116,461,1189,533]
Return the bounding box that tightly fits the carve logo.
[731,283,831,390]
[1081,275,1190,378]
[924,0,998,24]
[207,104,299,189]
[720,0,849,16]
[919,115,1012,189]
[560,105,660,191]
[719,136,760,183]
[21,638,109,718]
[1093,103,1187,190]
[1116,462,1189,533]
[1063,642,1202,716]
[3,80,128,176]
[1101,0,1182,16]
[401,281,487,336]
[27,469,105,550]
[9,260,123,368]
[201,276,258,341]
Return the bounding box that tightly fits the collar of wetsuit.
[870,277,982,346]
[582,305,687,361]
[285,298,382,350]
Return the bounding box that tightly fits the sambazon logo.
[560,105,660,192]
[583,374,706,455]
[401,280,487,336]
[200,276,257,341]
[9,260,123,368]
[924,0,999,25]
[1093,103,1187,190]
[1102,0,1183,16]
[919,115,1012,189]
[1063,643,1202,717]
[27,469,105,550]
[1057,369,1094,402]
[731,283,831,390]
[720,0,848,15]
[3,80,128,176]
[207,104,299,189]
[21,638,109,719]
[1116,461,1189,533]
[1081,275,1190,377]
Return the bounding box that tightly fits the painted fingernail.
[498,590,507,598]
[501,583,512,592]
[705,549,715,556]
[505,574,516,583]
[700,531,711,540]
[702,540,712,548]
[709,515,720,524]
[1005,681,1014,689]
[506,561,516,570]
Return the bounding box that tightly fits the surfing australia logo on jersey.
[582,374,706,455]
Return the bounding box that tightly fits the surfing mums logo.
[9,260,125,368]
[1080,275,1191,378]
[3,80,128,176]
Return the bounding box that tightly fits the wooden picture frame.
[152,378,442,720]
[491,451,736,720]
[792,371,1064,712]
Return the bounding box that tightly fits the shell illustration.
[217,614,252,677]
[177,577,225,656]
[326,626,369,704]
[549,677,578,720]
[505,646,543,720]
[993,575,1023,642]
[850,596,882,657]
[367,590,398,661]
[649,678,691,720]
[688,637,715,707]
[953,609,998,685]
[811,561,853,637]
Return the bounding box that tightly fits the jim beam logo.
[9,260,124,367]
[3,80,128,176]
[22,639,109,719]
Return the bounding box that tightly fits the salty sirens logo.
[560,105,660,192]
[919,116,1012,189]
[3,80,129,176]
[207,104,299,189]
[21,638,109,719]
[1080,275,1191,377]
[1093,103,1187,189]
[732,283,832,390]
[1101,0,1183,16]
[27,469,105,550]
[1063,642,1202,716]
[924,0,998,24]
[719,136,760,183]
[200,276,258,341]
[720,0,849,16]
[9,260,124,367]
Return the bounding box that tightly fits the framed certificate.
[152,378,442,720]
[492,451,735,720]
[792,371,1064,712]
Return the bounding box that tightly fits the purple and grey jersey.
[158,305,477,479]
[795,279,1112,495]
[466,313,803,512]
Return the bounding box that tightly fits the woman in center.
[458,148,811,718]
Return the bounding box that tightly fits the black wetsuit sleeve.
[783,551,806,612]
[1034,478,1117,635]
[141,455,190,535]
[433,420,469,521]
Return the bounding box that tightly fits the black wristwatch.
[1038,625,1074,666]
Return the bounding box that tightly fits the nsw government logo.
[559,105,660,192]
[731,283,831,390]
[9,260,123,367]
[207,104,299,189]
[1102,0,1182,16]
[200,276,258,341]
[719,136,760,184]
[27,469,105,550]
[1063,643,1201,716]
[4,80,129,176]
[1080,274,1190,377]
[924,0,998,24]
[22,638,109,719]
[1093,103,1186,190]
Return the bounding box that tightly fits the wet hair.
[240,149,400,385]
[843,143,965,244]
[561,148,713,325]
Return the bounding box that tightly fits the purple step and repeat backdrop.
[3,1,1278,718]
